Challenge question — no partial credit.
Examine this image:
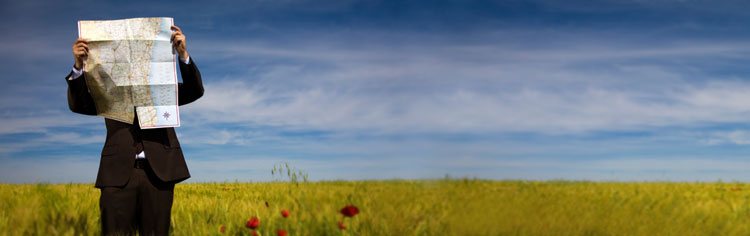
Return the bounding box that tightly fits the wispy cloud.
[185,30,750,135]
[702,130,750,145]
[3,0,750,182]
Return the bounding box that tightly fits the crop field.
[1,179,750,235]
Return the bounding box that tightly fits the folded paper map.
[78,17,179,129]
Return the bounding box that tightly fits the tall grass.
[1,180,750,235]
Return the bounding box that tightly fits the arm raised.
[67,38,97,115]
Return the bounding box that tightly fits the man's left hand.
[171,25,189,62]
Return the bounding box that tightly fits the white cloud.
[702,130,750,145]
[184,30,750,135]
[0,110,100,134]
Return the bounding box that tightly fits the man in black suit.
[67,25,203,236]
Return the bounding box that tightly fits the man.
[67,25,203,235]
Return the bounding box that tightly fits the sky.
[3,0,750,183]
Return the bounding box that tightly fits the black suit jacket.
[66,59,204,188]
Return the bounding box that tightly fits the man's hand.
[171,25,189,62]
[72,38,88,70]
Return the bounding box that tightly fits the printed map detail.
[79,17,180,129]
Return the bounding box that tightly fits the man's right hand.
[72,38,88,70]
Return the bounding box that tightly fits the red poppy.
[218,225,226,233]
[337,221,347,230]
[340,205,359,217]
[251,230,259,236]
[277,229,288,236]
[246,216,260,229]
[281,209,290,218]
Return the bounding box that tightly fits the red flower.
[251,230,259,236]
[340,205,359,217]
[337,221,347,230]
[218,225,226,233]
[277,229,288,236]
[246,216,260,229]
[281,209,290,218]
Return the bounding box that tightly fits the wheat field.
[1,179,750,235]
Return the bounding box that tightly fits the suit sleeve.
[178,58,205,106]
[66,72,98,115]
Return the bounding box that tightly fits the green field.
[2,179,750,235]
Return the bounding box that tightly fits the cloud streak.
[186,30,750,135]
[4,0,750,182]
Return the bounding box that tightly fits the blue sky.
[3,0,750,183]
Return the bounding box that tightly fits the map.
[78,17,180,129]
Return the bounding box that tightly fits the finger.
[75,50,87,57]
[75,47,88,55]
[171,25,182,33]
[173,36,185,45]
[171,33,176,42]
[74,43,88,51]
